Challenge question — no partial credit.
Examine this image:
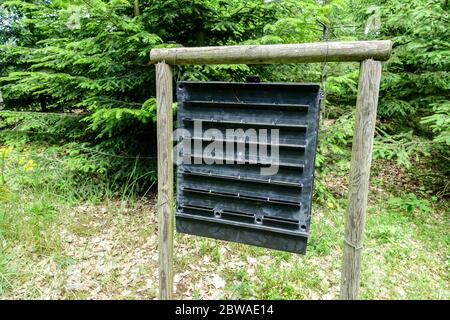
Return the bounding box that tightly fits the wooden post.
[156,61,174,300]
[340,59,382,300]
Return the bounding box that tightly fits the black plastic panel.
[175,81,321,254]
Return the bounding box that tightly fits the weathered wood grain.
[150,41,391,65]
[156,62,174,300]
[340,59,382,300]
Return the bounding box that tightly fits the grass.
[0,141,448,299]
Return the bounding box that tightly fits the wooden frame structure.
[150,40,391,300]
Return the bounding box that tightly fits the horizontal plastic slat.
[183,153,305,169]
[184,100,309,112]
[182,170,303,188]
[182,186,301,207]
[183,118,308,131]
[183,136,306,150]
[179,205,301,228]
[176,212,307,237]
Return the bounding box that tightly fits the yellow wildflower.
[23,159,36,172]
[0,146,13,156]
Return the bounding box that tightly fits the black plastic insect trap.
[175,81,321,254]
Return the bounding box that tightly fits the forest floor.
[0,145,449,299]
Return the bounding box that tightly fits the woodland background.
[0,0,448,299]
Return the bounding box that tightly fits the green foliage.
[1,1,159,111]
[84,107,154,138]
[377,0,449,144]
[388,193,432,217]
[316,113,355,172]
[373,130,431,168]
[0,111,157,195]
[420,100,450,145]
[337,0,450,173]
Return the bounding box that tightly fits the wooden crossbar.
[150,40,391,65]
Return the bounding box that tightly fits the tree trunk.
[133,0,140,16]
[39,96,47,112]
[320,24,330,119]
[196,29,205,47]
